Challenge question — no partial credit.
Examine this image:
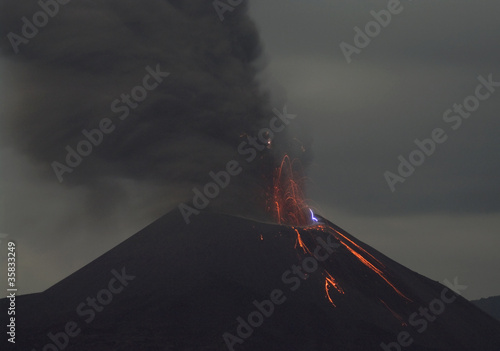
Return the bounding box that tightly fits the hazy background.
[1,0,499,300]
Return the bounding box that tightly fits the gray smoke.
[0,0,310,219]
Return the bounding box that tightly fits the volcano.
[3,210,500,351]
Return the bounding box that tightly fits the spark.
[309,208,318,223]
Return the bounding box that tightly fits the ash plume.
[0,0,309,218]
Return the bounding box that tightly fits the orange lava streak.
[379,299,407,326]
[324,270,344,295]
[324,271,344,307]
[341,243,411,302]
[274,201,281,223]
[324,225,411,302]
[271,155,309,226]
[293,226,343,308]
[269,154,410,309]
[293,228,310,254]
[324,279,336,307]
[329,226,384,267]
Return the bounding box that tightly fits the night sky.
[0,0,499,300]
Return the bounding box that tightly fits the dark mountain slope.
[473,295,500,322]
[2,210,500,350]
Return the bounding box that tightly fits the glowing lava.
[270,155,310,227]
[327,225,412,302]
[268,154,411,312]
[293,228,310,255]
[324,270,345,307]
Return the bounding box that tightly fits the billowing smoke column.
[0,0,309,219]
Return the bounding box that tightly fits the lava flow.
[269,154,310,227]
[268,154,412,313]
[268,154,344,306]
